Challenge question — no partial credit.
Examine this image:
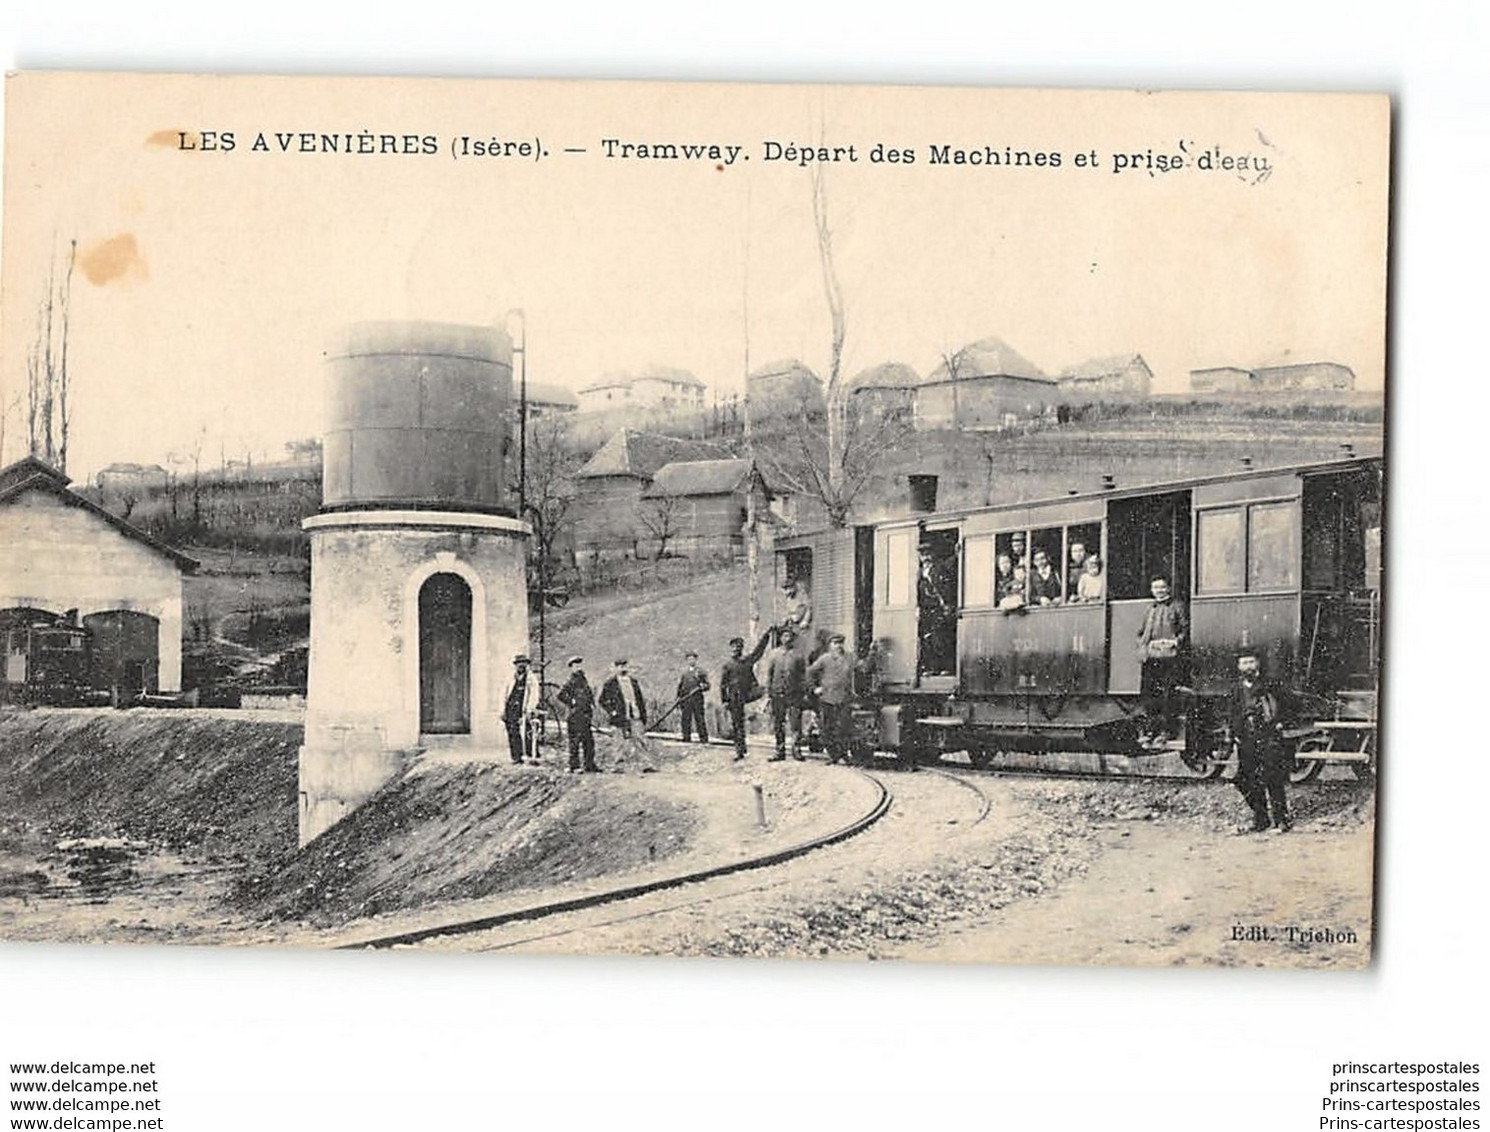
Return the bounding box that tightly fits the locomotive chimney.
[908,474,939,513]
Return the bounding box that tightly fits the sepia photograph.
[0,74,1389,969]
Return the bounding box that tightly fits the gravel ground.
[0,709,1376,967]
[442,763,1374,969]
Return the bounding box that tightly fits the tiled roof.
[642,458,756,498]
[577,365,705,394]
[1059,353,1149,380]
[925,337,1050,384]
[576,429,733,480]
[0,458,197,571]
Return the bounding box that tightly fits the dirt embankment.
[0,709,302,865]
[234,764,699,927]
[0,709,706,937]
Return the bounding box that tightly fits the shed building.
[0,456,196,695]
[571,429,732,563]
[638,458,772,559]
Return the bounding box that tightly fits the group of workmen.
[499,623,869,776]
[501,576,1297,833]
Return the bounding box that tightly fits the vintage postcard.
[0,74,1387,966]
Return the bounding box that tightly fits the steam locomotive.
[773,454,1381,780]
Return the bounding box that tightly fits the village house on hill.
[571,429,733,564]
[747,358,826,417]
[95,462,170,494]
[916,336,1058,430]
[519,381,579,420]
[1190,361,1357,394]
[575,365,706,413]
[1057,353,1154,398]
[0,456,196,696]
[638,458,774,560]
[847,361,919,421]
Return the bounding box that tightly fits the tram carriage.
[773,454,1381,779]
[1,608,92,705]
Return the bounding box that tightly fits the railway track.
[339,765,996,954]
[337,766,895,951]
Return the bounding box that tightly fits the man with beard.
[1231,652,1292,834]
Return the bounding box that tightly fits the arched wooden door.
[419,573,472,734]
[83,609,160,695]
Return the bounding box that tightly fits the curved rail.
[336,769,892,951]
[920,767,994,825]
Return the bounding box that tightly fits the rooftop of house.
[0,456,197,572]
[923,336,1052,385]
[642,458,766,498]
[575,429,733,480]
[577,365,705,394]
[1058,353,1151,380]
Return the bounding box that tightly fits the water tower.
[298,321,530,844]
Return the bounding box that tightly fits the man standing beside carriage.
[1136,576,1188,746]
[1231,652,1293,834]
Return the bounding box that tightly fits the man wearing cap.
[1230,652,1292,833]
[807,632,856,764]
[764,625,809,761]
[557,656,598,773]
[720,631,771,761]
[675,651,711,744]
[502,653,541,764]
[1136,576,1189,744]
[599,659,656,772]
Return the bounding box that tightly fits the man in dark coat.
[599,659,655,772]
[719,630,771,761]
[807,632,856,764]
[765,625,809,761]
[1136,576,1189,742]
[556,655,598,773]
[502,653,540,764]
[675,650,711,744]
[1231,652,1292,833]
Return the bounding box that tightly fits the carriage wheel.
[1289,733,1330,784]
[1183,738,1231,780]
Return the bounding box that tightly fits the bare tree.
[26,238,77,472]
[638,489,684,561]
[753,150,912,528]
[0,387,21,465]
[521,414,583,576]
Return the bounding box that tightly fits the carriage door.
[871,524,919,687]
[916,526,961,684]
[1104,491,1192,695]
[419,573,472,734]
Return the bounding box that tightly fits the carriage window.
[1065,522,1103,602]
[1197,508,1245,594]
[886,530,914,607]
[993,531,1027,608]
[1248,502,1298,590]
[1027,527,1064,606]
[963,536,994,608]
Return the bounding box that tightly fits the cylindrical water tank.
[322,321,513,512]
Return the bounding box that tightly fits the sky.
[0,76,1388,479]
